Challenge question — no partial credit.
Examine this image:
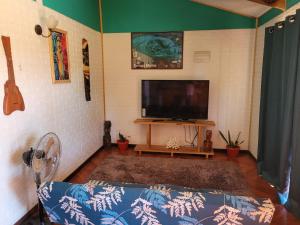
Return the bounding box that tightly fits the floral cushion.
[38,181,275,225]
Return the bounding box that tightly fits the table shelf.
[134,119,215,158]
[135,144,214,158]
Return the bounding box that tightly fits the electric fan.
[22,132,61,225]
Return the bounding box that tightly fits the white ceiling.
[192,0,271,18]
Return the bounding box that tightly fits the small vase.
[117,140,129,153]
[226,146,240,158]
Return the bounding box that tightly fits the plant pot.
[226,146,240,158]
[117,140,129,153]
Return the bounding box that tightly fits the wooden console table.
[134,119,215,158]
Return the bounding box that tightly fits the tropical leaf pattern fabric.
[38,181,275,225]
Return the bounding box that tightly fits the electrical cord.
[191,126,199,147]
[184,125,199,147]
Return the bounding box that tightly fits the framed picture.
[131,32,183,69]
[49,28,70,83]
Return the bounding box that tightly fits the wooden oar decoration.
[82,38,91,101]
[2,36,25,115]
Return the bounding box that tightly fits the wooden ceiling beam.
[191,0,257,18]
[247,0,286,11]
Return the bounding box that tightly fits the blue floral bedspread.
[38,181,275,225]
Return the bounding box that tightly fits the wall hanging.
[131,32,183,69]
[49,29,70,83]
[1,36,25,115]
[82,38,91,101]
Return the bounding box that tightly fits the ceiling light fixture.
[34,15,58,38]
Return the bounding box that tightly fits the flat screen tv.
[142,80,209,120]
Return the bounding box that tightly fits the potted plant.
[117,132,129,153]
[219,130,244,158]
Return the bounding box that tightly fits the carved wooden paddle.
[2,36,25,115]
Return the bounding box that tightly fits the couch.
[38,181,275,225]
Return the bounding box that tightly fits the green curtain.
[258,10,300,217]
[285,13,300,217]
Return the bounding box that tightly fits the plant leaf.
[235,132,241,145]
[228,130,234,147]
[219,131,229,145]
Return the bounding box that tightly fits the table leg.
[197,126,203,152]
[147,124,151,147]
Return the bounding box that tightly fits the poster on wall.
[82,39,91,101]
[131,32,183,69]
[49,29,70,83]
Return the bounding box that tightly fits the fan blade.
[35,132,61,183]
[32,157,44,173]
[44,137,54,153]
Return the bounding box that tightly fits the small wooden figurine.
[103,121,112,148]
[203,130,213,151]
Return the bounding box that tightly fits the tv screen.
[142,80,209,120]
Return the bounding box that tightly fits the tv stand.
[152,119,165,122]
[134,118,215,158]
[170,118,195,122]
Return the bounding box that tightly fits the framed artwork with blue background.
[131,32,183,69]
[49,28,70,83]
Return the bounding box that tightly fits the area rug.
[89,154,250,195]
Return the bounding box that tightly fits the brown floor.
[68,147,300,225]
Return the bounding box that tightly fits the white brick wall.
[249,2,300,158]
[103,29,255,150]
[0,0,104,224]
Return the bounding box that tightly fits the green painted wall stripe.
[258,8,282,26]
[102,0,256,33]
[258,0,300,27]
[287,0,300,8]
[43,0,100,31]
[39,0,300,32]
